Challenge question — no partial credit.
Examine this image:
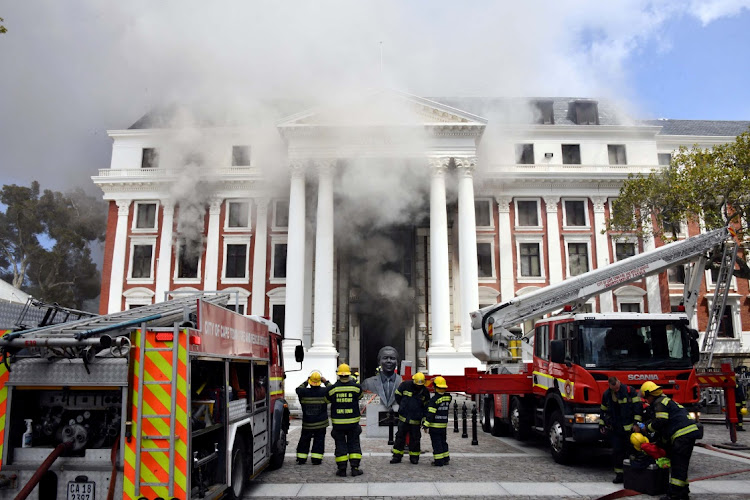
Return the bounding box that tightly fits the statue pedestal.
[363,395,397,438]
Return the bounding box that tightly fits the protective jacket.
[395,380,430,425]
[599,384,642,433]
[325,379,363,426]
[296,380,331,430]
[424,392,452,429]
[646,395,700,444]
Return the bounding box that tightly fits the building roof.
[641,119,750,136]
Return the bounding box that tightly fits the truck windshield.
[579,320,692,369]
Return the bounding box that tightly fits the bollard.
[453,401,459,433]
[387,410,395,446]
[471,403,479,445]
[462,401,468,438]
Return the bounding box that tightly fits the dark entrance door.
[359,306,406,380]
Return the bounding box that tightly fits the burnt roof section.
[641,119,750,136]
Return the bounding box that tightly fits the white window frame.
[562,198,590,230]
[222,236,251,284]
[127,236,157,284]
[515,234,545,283]
[267,287,286,334]
[270,234,288,284]
[123,287,155,309]
[706,295,742,341]
[608,197,638,227]
[474,198,494,229]
[514,198,542,231]
[564,235,592,278]
[224,200,252,231]
[607,144,627,165]
[222,287,250,315]
[272,200,289,231]
[132,201,159,233]
[613,285,646,313]
[478,286,500,308]
[173,237,203,284]
[231,145,251,167]
[611,236,638,262]
[476,236,496,282]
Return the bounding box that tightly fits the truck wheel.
[269,426,287,470]
[486,397,509,436]
[510,397,531,441]
[480,397,491,433]
[228,436,246,499]
[548,410,574,464]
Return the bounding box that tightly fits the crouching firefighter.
[641,381,702,500]
[325,363,365,477]
[423,376,452,466]
[391,372,430,464]
[296,370,331,464]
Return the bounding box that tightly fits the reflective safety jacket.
[325,379,363,426]
[735,383,747,408]
[646,395,700,443]
[599,384,642,433]
[395,380,430,425]
[296,380,331,430]
[424,392,452,429]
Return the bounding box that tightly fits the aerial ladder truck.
[0,293,303,500]
[438,226,741,463]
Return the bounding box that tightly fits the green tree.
[0,182,106,309]
[1,17,7,34]
[608,129,750,278]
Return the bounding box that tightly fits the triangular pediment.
[277,89,487,128]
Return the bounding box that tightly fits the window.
[274,201,289,228]
[272,304,286,336]
[569,100,599,125]
[564,200,587,227]
[516,200,539,227]
[615,242,636,261]
[534,100,554,124]
[232,145,251,166]
[477,243,493,278]
[226,304,246,314]
[562,144,581,165]
[225,244,247,278]
[135,203,157,230]
[717,305,735,338]
[519,243,541,277]
[176,240,200,279]
[620,303,641,313]
[568,242,589,276]
[474,200,491,227]
[273,243,287,279]
[668,265,685,285]
[608,145,627,165]
[227,201,250,228]
[534,324,550,360]
[141,148,159,169]
[515,144,534,164]
[131,245,153,279]
[658,153,672,166]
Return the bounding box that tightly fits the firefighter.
[423,375,452,466]
[390,372,430,464]
[295,370,331,465]
[599,376,642,483]
[734,367,747,431]
[325,363,364,477]
[640,381,701,500]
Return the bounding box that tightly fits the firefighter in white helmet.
[295,370,331,465]
[423,376,452,466]
[325,363,364,477]
[390,372,430,464]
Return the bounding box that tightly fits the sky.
[1,0,749,194]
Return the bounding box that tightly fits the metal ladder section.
[698,241,739,370]
[134,325,180,497]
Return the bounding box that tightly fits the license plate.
[67,481,95,500]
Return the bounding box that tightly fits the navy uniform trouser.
[428,428,449,463]
[331,424,362,470]
[296,427,326,463]
[668,435,695,499]
[393,421,421,461]
[610,431,630,474]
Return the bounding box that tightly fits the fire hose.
[13,441,73,500]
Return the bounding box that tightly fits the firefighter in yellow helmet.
[599,376,642,483]
[391,371,430,464]
[295,370,331,465]
[423,376,452,466]
[734,366,747,431]
[640,381,701,500]
[324,363,364,476]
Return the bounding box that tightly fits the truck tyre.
[480,397,491,433]
[510,397,531,441]
[269,425,287,470]
[548,410,574,464]
[228,436,247,499]
[486,397,509,436]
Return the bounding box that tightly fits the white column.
[251,198,269,315]
[427,157,454,362]
[456,158,479,352]
[592,196,614,312]
[155,201,175,303]
[496,195,514,303]
[643,215,662,313]
[203,199,222,291]
[544,196,563,284]
[108,199,131,313]
[285,162,307,345]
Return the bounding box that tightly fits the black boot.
[390,456,402,464]
[336,468,347,477]
[296,459,306,465]
[613,473,624,484]
[410,456,419,464]
[351,467,363,476]
[431,460,444,466]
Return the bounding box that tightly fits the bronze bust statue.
[362,346,402,409]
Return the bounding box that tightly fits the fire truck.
[443,227,739,463]
[0,293,303,500]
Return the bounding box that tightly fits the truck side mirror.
[550,340,565,364]
[295,344,304,363]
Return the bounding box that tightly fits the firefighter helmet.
[630,432,649,451]
[413,372,425,385]
[308,371,322,386]
[742,408,748,416]
[640,381,662,397]
[336,363,351,376]
[434,376,448,389]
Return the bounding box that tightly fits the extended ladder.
[698,241,739,370]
